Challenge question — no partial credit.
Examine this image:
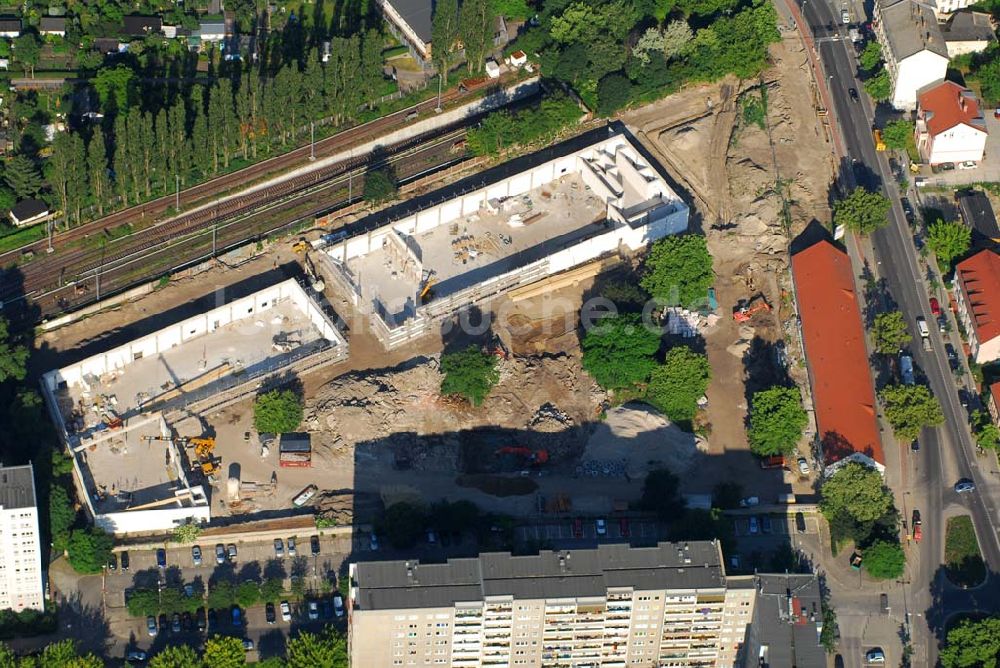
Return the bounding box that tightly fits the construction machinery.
[495,446,549,465]
[873,128,886,152]
[143,435,221,480]
[419,270,436,303]
[302,251,325,293]
[733,296,771,322]
[292,237,310,253]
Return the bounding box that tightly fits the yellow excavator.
[143,435,221,480]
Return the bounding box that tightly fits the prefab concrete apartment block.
[40,278,347,534]
[319,125,690,349]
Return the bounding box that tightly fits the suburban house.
[941,10,997,57]
[954,249,1000,363]
[873,0,949,110]
[957,189,1000,248]
[122,15,162,37]
[0,18,21,38]
[377,0,433,67]
[9,199,50,227]
[791,237,884,474]
[38,17,67,37]
[915,80,987,165]
[199,18,226,42]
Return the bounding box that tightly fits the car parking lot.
[515,518,659,546]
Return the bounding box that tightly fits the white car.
[866,648,886,663]
[797,458,810,475]
[595,519,607,536]
[280,601,292,622]
[748,517,759,534]
[958,161,978,170]
[308,600,319,621]
[333,592,345,618]
[739,496,759,508]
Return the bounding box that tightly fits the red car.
[619,517,631,537]
[930,297,941,316]
[572,517,584,538]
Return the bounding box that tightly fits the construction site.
[39,278,348,534]
[316,125,689,349]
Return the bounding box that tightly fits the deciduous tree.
[4,155,42,200]
[432,0,459,77]
[858,41,882,71]
[882,119,914,150]
[66,527,113,574]
[362,169,397,205]
[863,69,891,101]
[204,635,247,668]
[13,34,39,78]
[639,234,714,307]
[820,462,893,523]
[253,389,303,433]
[971,409,1000,451]
[126,588,159,617]
[580,313,660,390]
[871,310,911,355]
[49,483,75,554]
[940,616,1000,668]
[639,468,685,519]
[460,0,496,74]
[148,644,201,668]
[378,502,427,549]
[880,383,944,441]
[747,386,808,457]
[833,187,891,235]
[286,629,348,668]
[926,219,971,267]
[645,346,711,424]
[440,346,500,406]
[862,540,905,579]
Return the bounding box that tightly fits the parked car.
[900,197,914,224]
[595,519,607,536]
[321,598,334,619]
[955,479,976,493]
[866,648,886,663]
[739,496,760,507]
[181,611,192,631]
[426,529,438,544]
[619,517,631,537]
[797,458,810,475]
[171,613,181,634]
[761,516,772,533]
[748,517,759,534]
[310,535,321,556]
[274,538,284,558]
[369,533,380,551]
[265,602,276,625]
[231,606,242,627]
[215,544,226,564]
[242,639,254,651]
[938,313,949,333]
[287,537,297,556]
[158,614,167,631]
[146,616,157,637]
[155,549,166,569]
[126,650,148,662]
[120,551,130,571]
[191,545,202,566]
[280,601,292,622]
[959,160,978,170]
[333,592,345,617]
[308,600,319,620]
[930,297,941,315]
[227,543,237,562]
[572,517,584,538]
[108,554,117,571]
[196,608,206,632]
[795,512,806,534]
[207,609,217,630]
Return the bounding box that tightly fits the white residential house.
[38,17,66,37]
[199,20,226,42]
[954,250,1000,364]
[9,199,50,227]
[0,19,21,38]
[0,464,44,612]
[873,0,949,110]
[915,80,988,165]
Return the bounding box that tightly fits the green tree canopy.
[148,645,201,668]
[639,234,714,307]
[927,219,972,267]
[645,346,711,424]
[260,578,284,603]
[580,313,660,389]
[13,34,39,78]
[880,383,944,441]
[864,69,891,101]
[597,73,633,114]
[972,409,1000,451]
[882,120,914,150]
[362,169,398,205]
[872,310,912,355]
[440,346,500,406]
[0,318,27,383]
[66,527,113,574]
[93,65,136,112]
[235,581,261,609]
[48,483,75,554]
[862,540,906,580]
[253,389,303,433]
[31,640,103,668]
[206,580,236,611]
[285,629,349,668]
[859,41,883,71]
[4,155,43,200]
[379,502,428,549]
[126,588,159,617]
[431,0,459,72]
[940,616,1000,668]
[171,521,201,543]
[833,187,891,235]
[747,386,808,457]
[204,635,247,668]
[639,468,685,519]
[820,462,893,523]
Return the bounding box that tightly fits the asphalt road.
[800,0,1000,664]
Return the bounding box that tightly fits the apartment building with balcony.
[872,0,949,110]
[954,249,1000,363]
[348,541,763,667]
[0,464,44,612]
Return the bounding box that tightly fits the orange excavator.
[733,295,772,322]
[143,435,221,480]
[496,447,549,465]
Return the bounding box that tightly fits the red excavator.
[496,447,549,465]
[733,295,772,322]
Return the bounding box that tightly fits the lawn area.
[945,515,986,588]
[0,223,47,255]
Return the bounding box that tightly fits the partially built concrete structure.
[40,278,348,534]
[319,125,690,349]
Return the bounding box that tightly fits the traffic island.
[944,515,987,589]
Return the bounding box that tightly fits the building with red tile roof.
[954,249,1000,363]
[791,239,884,470]
[915,80,988,165]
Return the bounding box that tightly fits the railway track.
[22,133,468,318]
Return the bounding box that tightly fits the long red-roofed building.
[953,249,1000,364]
[791,239,884,471]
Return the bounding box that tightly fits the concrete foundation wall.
[95,504,212,535]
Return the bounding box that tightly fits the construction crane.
[143,435,221,479]
[733,296,771,322]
